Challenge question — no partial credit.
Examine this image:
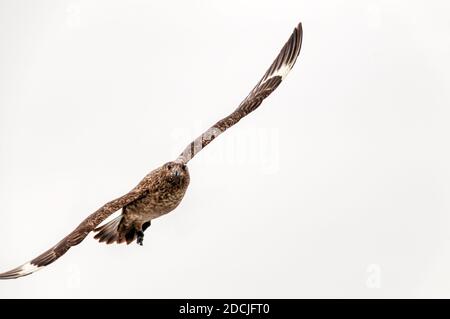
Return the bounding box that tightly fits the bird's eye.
[166,164,172,170]
[182,165,187,170]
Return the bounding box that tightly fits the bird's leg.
[142,221,151,231]
[136,231,144,246]
[136,221,151,246]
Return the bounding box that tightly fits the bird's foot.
[136,231,144,246]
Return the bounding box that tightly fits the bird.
[0,22,303,279]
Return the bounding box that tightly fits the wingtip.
[295,22,303,42]
[0,262,41,280]
[296,22,303,40]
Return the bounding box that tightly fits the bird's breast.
[125,178,189,220]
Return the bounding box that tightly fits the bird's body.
[0,22,303,279]
[94,162,190,245]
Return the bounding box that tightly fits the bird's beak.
[172,169,183,186]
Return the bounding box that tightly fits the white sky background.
[0,0,449,298]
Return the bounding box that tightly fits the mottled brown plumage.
[0,22,303,279]
[94,162,190,245]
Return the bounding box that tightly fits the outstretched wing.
[0,187,146,279]
[176,22,303,164]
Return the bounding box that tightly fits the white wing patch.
[259,61,296,87]
[272,63,293,80]
[16,262,40,277]
[262,63,293,85]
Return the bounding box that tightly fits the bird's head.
[162,161,189,186]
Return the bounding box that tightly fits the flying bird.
[0,22,303,279]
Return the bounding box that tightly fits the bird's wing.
[176,22,303,164]
[0,186,146,279]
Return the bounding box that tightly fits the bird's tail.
[93,216,123,244]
